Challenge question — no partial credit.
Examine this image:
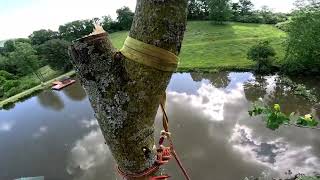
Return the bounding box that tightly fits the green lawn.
[110,21,287,72]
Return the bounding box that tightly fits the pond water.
[0,72,319,180]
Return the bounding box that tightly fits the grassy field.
[1,21,286,108]
[110,21,287,72]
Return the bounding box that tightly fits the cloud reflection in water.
[0,120,15,132]
[168,82,244,122]
[230,124,320,175]
[67,127,117,180]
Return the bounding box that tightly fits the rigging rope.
[117,36,190,180]
[120,36,179,72]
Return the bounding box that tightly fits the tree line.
[0,6,134,100]
[188,0,289,24]
[247,0,320,75]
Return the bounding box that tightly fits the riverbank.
[0,71,75,109]
[1,22,286,109]
[110,21,287,72]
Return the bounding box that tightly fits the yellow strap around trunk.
[120,36,179,72]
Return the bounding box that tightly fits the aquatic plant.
[249,103,319,130]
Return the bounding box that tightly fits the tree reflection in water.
[37,90,64,111]
[191,72,231,88]
[63,82,87,101]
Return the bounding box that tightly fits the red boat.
[52,77,76,90]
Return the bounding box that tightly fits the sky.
[0,0,295,40]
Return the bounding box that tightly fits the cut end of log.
[74,23,108,43]
[90,23,106,36]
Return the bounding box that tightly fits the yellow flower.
[274,104,280,112]
[304,114,313,121]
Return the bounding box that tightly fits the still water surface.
[0,72,319,180]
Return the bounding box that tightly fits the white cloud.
[167,82,244,122]
[0,120,15,132]
[66,128,113,179]
[251,0,295,12]
[230,124,320,176]
[0,0,136,40]
[80,118,99,128]
[32,125,48,138]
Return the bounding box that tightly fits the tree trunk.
[69,0,188,179]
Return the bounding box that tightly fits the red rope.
[116,94,191,180]
[117,164,160,179]
[160,102,191,180]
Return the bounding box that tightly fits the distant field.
[110,21,287,72]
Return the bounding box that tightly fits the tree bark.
[69,0,188,179]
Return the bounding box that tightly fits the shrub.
[0,70,16,80]
[3,80,20,92]
[247,41,276,73]
[0,76,6,84]
[19,78,39,90]
[275,21,291,32]
[283,7,320,75]
[4,88,21,98]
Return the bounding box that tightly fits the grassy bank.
[1,21,286,108]
[0,70,75,109]
[110,21,287,72]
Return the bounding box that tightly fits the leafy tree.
[231,2,241,20]
[101,16,123,33]
[207,0,232,23]
[59,19,95,41]
[259,6,278,24]
[116,6,134,30]
[3,40,15,53]
[8,42,43,81]
[283,5,320,74]
[0,47,4,55]
[188,0,209,20]
[0,54,19,75]
[38,39,72,71]
[247,41,276,73]
[101,15,113,32]
[29,29,59,45]
[239,0,254,16]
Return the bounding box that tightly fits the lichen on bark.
[69,0,188,179]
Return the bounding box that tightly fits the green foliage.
[280,76,318,102]
[259,6,279,24]
[8,42,41,76]
[0,70,15,80]
[0,76,6,85]
[283,6,320,74]
[249,103,319,130]
[29,29,59,45]
[4,87,21,98]
[3,40,15,53]
[247,41,276,73]
[3,80,20,92]
[38,39,72,71]
[239,0,254,16]
[275,20,291,32]
[0,54,17,75]
[111,22,286,71]
[116,6,134,30]
[207,0,232,23]
[59,19,96,41]
[188,0,209,20]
